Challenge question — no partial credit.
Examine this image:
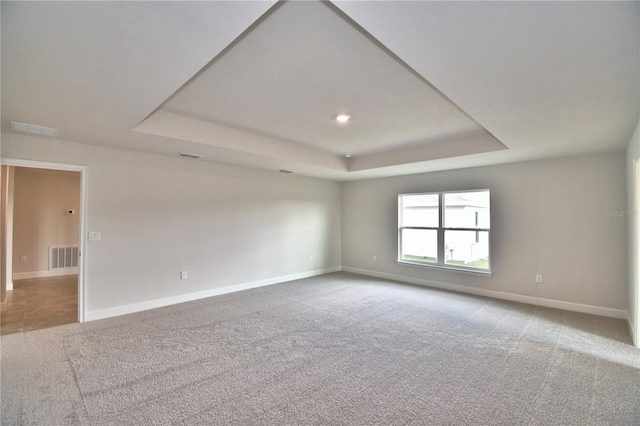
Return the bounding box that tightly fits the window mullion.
[437,193,445,265]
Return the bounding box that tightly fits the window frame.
[398,189,492,275]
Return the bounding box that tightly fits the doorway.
[1,159,87,331]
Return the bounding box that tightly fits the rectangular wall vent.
[10,121,59,136]
[178,152,203,159]
[49,246,78,270]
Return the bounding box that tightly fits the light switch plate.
[88,232,101,241]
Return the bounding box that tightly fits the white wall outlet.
[373,255,377,262]
[20,255,27,262]
[88,232,101,241]
[308,255,312,262]
[180,271,188,280]
[535,274,543,283]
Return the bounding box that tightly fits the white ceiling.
[2,1,638,181]
[159,1,487,156]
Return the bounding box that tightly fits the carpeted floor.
[1,272,639,425]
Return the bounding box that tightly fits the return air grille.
[178,152,203,159]
[49,246,78,270]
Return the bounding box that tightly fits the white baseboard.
[85,266,342,322]
[343,266,628,320]
[13,268,78,280]
[628,313,638,347]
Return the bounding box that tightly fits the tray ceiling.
[2,1,637,180]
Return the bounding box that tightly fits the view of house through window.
[398,190,491,272]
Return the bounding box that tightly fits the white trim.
[13,268,78,280]
[343,266,628,320]
[397,259,492,276]
[85,266,341,322]
[1,158,88,323]
[628,312,637,347]
[633,154,640,347]
[4,167,14,296]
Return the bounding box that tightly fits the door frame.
[1,158,88,323]
[634,155,640,347]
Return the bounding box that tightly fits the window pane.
[401,194,439,227]
[444,191,490,229]
[444,230,489,269]
[401,229,437,263]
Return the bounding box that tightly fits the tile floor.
[0,275,78,335]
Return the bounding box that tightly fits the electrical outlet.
[535,274,543,283]
[20,255,27,262]
[373,255,377,262]
[180,271,188,280]
[308,255,312,262]
[88,232,101,241]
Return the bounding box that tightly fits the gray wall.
[2,132,632,325]
[342,152,628,312]
[2,133,342,318]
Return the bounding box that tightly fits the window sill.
[397,259,493,276]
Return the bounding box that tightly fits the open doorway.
[1,159,87,334]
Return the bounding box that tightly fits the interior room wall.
[12,167,80,278]
[1,132,342,320]
[626,119,640,347]
[342,151,628,316]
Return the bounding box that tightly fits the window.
[398,190,491,273]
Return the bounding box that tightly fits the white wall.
[12,167,80,277]
[343,152,628,316]
[1,133,342,319]
[626,120,640,347]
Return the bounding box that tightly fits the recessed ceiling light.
[345,154,352,158]
[10,121,59,136]
[336,114,351,123]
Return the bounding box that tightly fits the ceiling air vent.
[10,121,59,136]
[178,152,203,159]
[279,169,294,174]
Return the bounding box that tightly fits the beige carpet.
[1,272,639,425]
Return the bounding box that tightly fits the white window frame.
[398,189,492,275]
